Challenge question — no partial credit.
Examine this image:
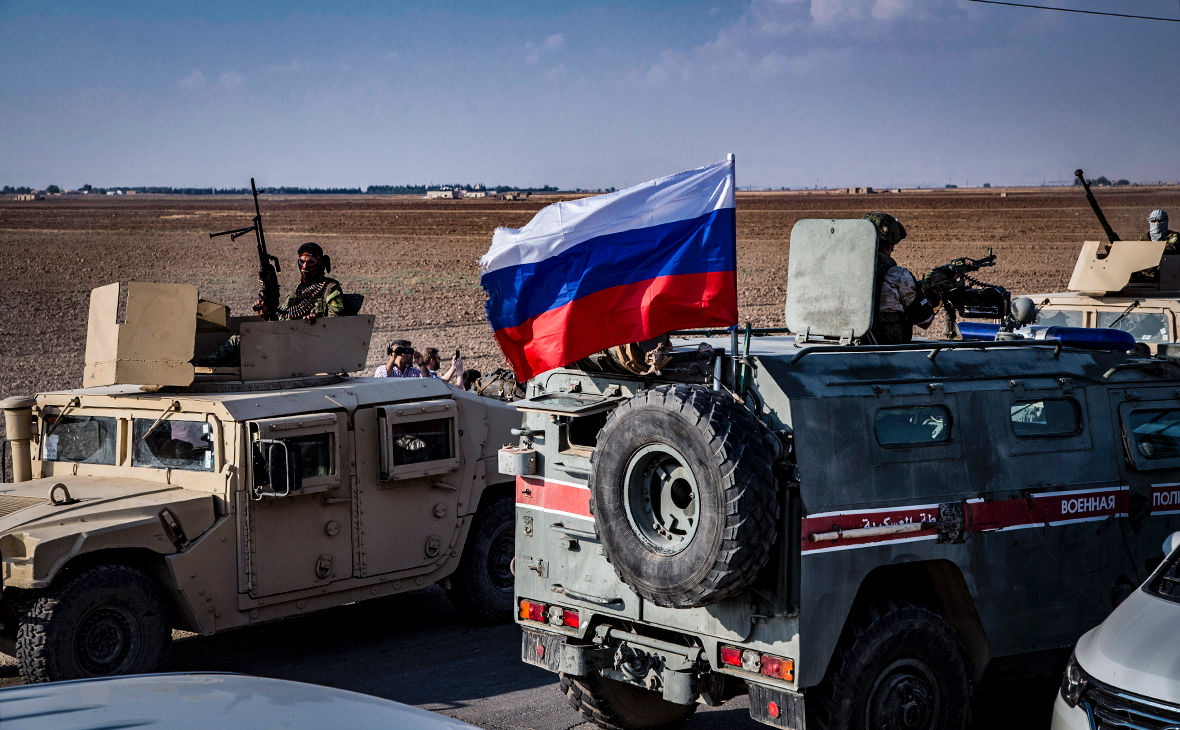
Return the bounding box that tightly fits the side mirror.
[1164,531,1180,557]
[253,438,302,498]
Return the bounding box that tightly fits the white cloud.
[544,64,566,80]
[178,70,206,89]
[811,0,927,24]
[218,71,245,88]
[640,0,937,86]
[270,59,302,72]
[526,33,565,64]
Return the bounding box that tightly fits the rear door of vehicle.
[352,398,465,577]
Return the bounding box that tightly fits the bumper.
[1050,694,1091,730]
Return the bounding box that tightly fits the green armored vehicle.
[0,282,518,683]
[506,220,1180,729]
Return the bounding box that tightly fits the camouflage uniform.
[276,276,345,320]
[1138,231,1180,255]
[865,213,918,345]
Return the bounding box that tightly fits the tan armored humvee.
[0,283,518,683]
[1033,239,1180,350]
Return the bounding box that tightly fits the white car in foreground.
[0,673,478,730]
[1053,532,1180,729]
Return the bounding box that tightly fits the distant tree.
[945,184,958,189]
[1115,179,1130,186]
[45,184,61,194]
[982,183,991,188]
[1094,176,1111,186]
[81,184,92,192]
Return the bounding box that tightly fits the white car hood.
[0,673,478,729]
[1076,586,1180,704]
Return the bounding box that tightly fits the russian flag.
[480,159,738,381]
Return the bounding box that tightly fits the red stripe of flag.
[494,270,736,381]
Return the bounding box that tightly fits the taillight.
[519,600,580,628]
[519,599,546,622]
[720,645,795,682]
[759,654,795,681]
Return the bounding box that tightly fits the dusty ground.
[1,185,1178,402]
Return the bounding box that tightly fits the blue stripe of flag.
[481,207,736,332]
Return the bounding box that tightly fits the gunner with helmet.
[864,212,936,345]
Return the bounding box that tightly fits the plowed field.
[2,186,1178,402]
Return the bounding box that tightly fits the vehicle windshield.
[1034,308,1084,328]
[1096,310,1170,343]
[133,419,215,472]
[41,414,117,465]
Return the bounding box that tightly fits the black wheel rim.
[622,444,700,555]
[865,657,941,730]
[74,605,140,676]
[487,525,515,593]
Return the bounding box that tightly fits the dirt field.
[2,185,1178,403]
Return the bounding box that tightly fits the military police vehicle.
[504,219,1180,730]
[0,281,518,683]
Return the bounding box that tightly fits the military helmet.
[863,212,907,246]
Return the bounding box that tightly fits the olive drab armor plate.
[784,219,877,341]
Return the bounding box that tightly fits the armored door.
[1114,392,1180,584]
[351,399,465,577]
[242,412,354,598]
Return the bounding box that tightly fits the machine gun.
[1075,168,1120,250]
[921,248,1014,338]
[209,178,281,321]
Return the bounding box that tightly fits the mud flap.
[748,682,807,729]
[522,629,564,673]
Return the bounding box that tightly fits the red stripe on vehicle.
[1153,484,1180,515]
[802,486,1132,553]
[515,475,592,519]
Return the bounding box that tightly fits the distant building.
[463,190,488,198]
[426,188,459,199]
[847,186,874,194]
[14,193,42,201]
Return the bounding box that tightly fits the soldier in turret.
[1141,210,1179,253]
[199,242,344,367]
[865,212,935,345]
[256,242,344,322]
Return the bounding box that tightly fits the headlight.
[1060,651,1090,708]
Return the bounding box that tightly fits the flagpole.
[727,153,738,388]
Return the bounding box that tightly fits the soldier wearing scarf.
[256,242,344,322]
[1140,210,1179,253]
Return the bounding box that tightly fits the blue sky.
[2,0,1176,190]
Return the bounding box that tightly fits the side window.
[1009,399,1081,438]
[133,419,215,471]
[378,399,459,480]
[1127,409,1180,460]
[250,413,343,497]
[1035,308,1085,328]
[875,405,951,447]
[41,414,118,465]
[286,432,335,478]
[1096,311,1170,343]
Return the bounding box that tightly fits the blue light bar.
[952,322,1135,352]
[1043,327,1135,352]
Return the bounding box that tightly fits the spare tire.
[589,384,779,608]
